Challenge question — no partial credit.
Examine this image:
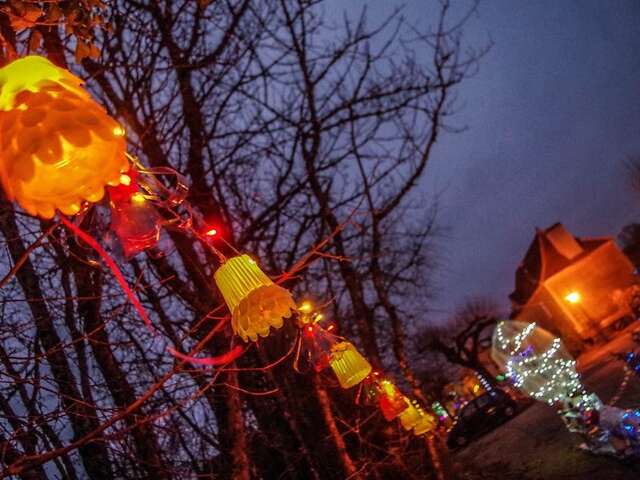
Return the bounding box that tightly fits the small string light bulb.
[119,174,132,186]
[130,192,146,205]
[299,301,313,313]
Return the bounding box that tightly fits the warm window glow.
[565,291,581,304]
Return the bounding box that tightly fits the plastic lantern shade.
[399,399,421,431]
[0,56,127,218]
[329,341,372,389]
[359,373,382,406]
[413,408,437,436]
[301,323,338,372]
[490,321,585,406]
[214,254,296,342]
[108,171,161,258]
[378,380,408,421]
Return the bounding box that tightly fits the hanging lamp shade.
[108,170,161,258]
[329,341,372,389]
[399,398,421,431]
[378,380,409,421]
[413,408,437,435]
[0,55,128,218]
[214,254,296,342]
[300,323,338,372]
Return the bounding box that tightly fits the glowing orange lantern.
[214,254,296,342]
[378,379,409,421]
[329,341,372,389]
[0,55,127,218]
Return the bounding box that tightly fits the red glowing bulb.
[205,228,218,237]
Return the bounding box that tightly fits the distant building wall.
[514,291,584,354]
[544,241,635,329]
[510,224,636,352]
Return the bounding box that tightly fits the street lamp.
[564,290,608,343]
[564,291,581,304]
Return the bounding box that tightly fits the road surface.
[451,330,640,479]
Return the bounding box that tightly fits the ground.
[450,329,640,479]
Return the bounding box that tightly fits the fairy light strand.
[496,322,591,407]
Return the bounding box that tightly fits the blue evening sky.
[328,0,640,322]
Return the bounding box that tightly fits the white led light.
[494,321,591,407]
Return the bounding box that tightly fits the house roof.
[509,223,610,307]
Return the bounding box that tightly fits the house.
[509,223,635,351]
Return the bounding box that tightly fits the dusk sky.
[333,0,640,321]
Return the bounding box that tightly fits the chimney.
[545,223,583,260]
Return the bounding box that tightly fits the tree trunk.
[70,252,169,479]
[313,378,360,479]
[225,369,251,480]
[0,197,112,479]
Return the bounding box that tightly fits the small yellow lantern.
[399,398,421,431]
[329,341,372,389]
[413,408,437,436]
[378,379,409,421]
[214,254,296,342]
[0,56,127,218]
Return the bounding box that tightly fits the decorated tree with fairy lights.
[0,1,485,479]
[491,321,597,409]
[491,321,640,458]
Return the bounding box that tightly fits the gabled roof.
[509,223,610,307]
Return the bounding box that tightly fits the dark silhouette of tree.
[0,1,485,478]
[618,223,640,268]
[626,154,640,195]
[419,297,501,387]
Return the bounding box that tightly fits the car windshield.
[479,390,505,403]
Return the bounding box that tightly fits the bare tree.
[419,297,501,387]
[618,223,640,268]
[0,1,484,478]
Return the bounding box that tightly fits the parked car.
[446,389,518,450]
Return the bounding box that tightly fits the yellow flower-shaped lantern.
[412,407,437,436]
[0,56,127,218]
[214,254,296,342]
[329,341,372,389]
[397,398,435,435]
[398,398,421,431]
